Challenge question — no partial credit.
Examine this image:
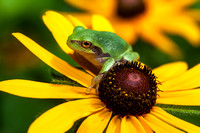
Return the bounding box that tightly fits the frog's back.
[93,31,132,59]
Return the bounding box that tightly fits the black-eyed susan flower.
[0,11,200,132]
[64,0,200,58]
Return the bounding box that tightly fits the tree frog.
[67,26,139,93]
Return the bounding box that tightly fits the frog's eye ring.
[81,41,92,48]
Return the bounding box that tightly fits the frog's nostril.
[70,40,81,45]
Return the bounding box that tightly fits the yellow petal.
[147,0,200,47]
[137,116,153,133]
[143,113,184,133]
[160,15,200,45]
[160,64,200,91]
[112,21,137,44]
[106,115,121,133]
[92,14,115,33]
[170,0,197,8]
[152,107,200,132]
[67,15,87,28]
[61,12,93,28]
[28,98,104,133]
[186,9,200,21]
[0,79,96,99]
[65,0,116,16]
[77,108,112,133]
[43,11,74,55]
[153,61,188,82]
[12,33,92,87]
[141,27,182,58]
[121,116,146,133]
[157,89,200,105]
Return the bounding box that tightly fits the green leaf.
[50,69,84,87]
[156,104,200,126]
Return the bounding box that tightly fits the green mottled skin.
[67,26,140,92]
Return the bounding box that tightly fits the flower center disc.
[117,0,146,18]
[98,61,158,117]
[115,69,150,94]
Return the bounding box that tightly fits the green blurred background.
[0,0,199,132]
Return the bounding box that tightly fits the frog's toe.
[86,86,92,94]
[86,74,103,94]
[86,80,95,94]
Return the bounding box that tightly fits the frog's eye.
[81,41,92,48]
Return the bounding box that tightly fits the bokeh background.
[0,0,199,132]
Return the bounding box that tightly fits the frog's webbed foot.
[86,74,103,94]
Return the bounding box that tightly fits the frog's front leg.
[86,58,115,94]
